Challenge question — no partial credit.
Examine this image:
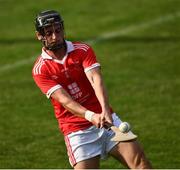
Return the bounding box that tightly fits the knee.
[133,149,152,169]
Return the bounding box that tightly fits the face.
[37,23,65,50]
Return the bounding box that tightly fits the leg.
[109,140,152,169]
[74,155,100,169]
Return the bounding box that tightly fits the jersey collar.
[41,40,75,60]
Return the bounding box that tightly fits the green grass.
[0,0,180,168]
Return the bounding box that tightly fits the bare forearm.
[51,88,87,118]
[51,88,100,124]
[86,67,113,125]
[87,69,110,111]
[62,98,87,117]
[93,76,110,111]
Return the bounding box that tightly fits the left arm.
[85,67,113,127]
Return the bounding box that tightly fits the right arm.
[51,88,102,127]
[32,59,102,128]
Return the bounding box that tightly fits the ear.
[35,31,43,41]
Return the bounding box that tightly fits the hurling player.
[32,10,152,169]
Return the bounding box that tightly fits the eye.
[45,31,52,36]
[55,28,61,33]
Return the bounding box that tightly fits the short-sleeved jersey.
[32,40,103,135]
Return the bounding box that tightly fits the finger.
[97,122,101,128]
[100,117,106,128]
[100,122,104,128]
[100,114,105,120]
[106,117,113,124]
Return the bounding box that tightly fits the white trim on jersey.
[33,58,44,75]
[53,53,68,64]
[41,40,75,60]
[74,44,89,52]
[41,41,91,65]
[84,63,101,73]
[46,84,62,98]
[66,41,75,53]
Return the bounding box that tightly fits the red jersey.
[32,41,102,135]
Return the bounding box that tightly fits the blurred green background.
[0,0,180,168]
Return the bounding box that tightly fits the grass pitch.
[0,0,180,168]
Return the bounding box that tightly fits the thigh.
[74,155,100,169]
[109,140,152,169]
[65,126,104,167]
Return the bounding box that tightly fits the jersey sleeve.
[32,63,62,99]
[82,46,101,72]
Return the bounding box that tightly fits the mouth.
[49,42,60,48]
[47,41,65,51]
[50,41,59,45]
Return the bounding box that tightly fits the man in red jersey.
[32,10,151,169]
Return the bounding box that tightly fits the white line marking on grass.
[87,11,180,44]
[0,57,35,73]
[0,11,180,74]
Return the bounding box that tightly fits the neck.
[46,44,67,60]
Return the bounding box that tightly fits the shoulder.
[32,56,46,75]
[72,42,92,52]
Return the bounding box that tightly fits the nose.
[52,32,57,40]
